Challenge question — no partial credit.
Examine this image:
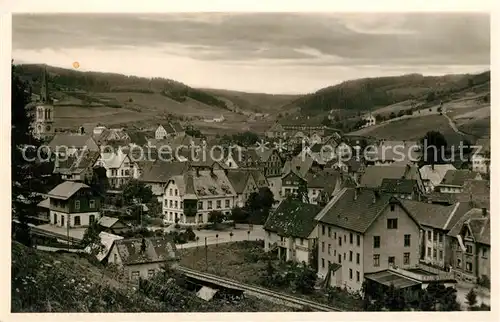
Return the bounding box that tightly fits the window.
[321,258,325,268]
[321,242,325,252]
[148,269,155,278]
[350,233,353,244]
[225,199,230,208]
[344,252,346,260]
[373,236,380,248]
[349,251,353,262]
[208,201,213,209]
[356,253,360,265]
[174,200,178,209]
[113,254,117,263]
[216,200,221,209]
[334,249,336,256]
[169,200,173,208]
[427,247,431,258]
[338,237,342,246]
[373,254,380,267]
[387,218,398,229]
[74,200,80,210]
[466,245,473,254]
[169,189,173,196]
[89,199,95,209]
[356,235,360,246]
[300,238,304,246]
[438,233,443,243]
[338,254,342,263]
[427,230,432,241]
[404,252,410,265]
[89,215,95,224]
[439,250,443,260]
[433,249,437,259]
[466,262,472,272]
[356,271,360,282]
[390,204,395,211]
[313,189,316,195]
[404,234,411,247]
[334,232,337,239]
[457,259,461,268]
[132,271,140,280]
[327,260,331,268]
[388,256,395,266]
[175,189,178,196]
[349,269,353,280]
[322,225,325,235]
[482,248,487,258]
[433,231,438,241]
[328,227,331,237]
[327,244,331,255]
[344,235,346,242]
[74,216,81,226]
[198,201,203,209]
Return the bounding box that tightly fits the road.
[442,112,467,135]
[178,225,265,249]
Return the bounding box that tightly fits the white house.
[471,138,490,174]
[162,168,237,225]
[362,113,376,128]
[94,148,133,190]
[436,170,482,194]
[419,164,457,193]
[226,169,258,208]
[263,198,322,264]
[155,123,176,140]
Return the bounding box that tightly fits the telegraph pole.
[205,236,208,271]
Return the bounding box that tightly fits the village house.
[226,169,258,208]
[400,200,471,271]
[471,138,490,175]
[264,198,322,264]
[447,208,490,284]
[86,231,123,262]
[280,157,313,199]
[359,164,425,194]
[304,169,347,204]
[345,158,366,183]
[419,164,457,193]
[48,133,99,157]
[53,150,101,182]
[98,216,131,234]
[365,140,421,166]
[139,161,189,203]
[154,122,177,140]
[162,168,236,225]
[94,148,134,190]
[315,188,422,292]
[361,113,376,128]
[105,236,178,281]
[379,178,422,200]
[255,148,285,200]
[436,169,482,194]
[43,181,102,230]
[93,127,131,146]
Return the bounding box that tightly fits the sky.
[12,13,490,94]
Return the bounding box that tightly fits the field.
[179,241,363,311]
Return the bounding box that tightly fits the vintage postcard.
[3,1,495,321]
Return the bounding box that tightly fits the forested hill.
[16,64,229,110]
[284,71,490,116]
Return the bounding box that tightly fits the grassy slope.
[11,242,295,312]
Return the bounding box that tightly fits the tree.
[466,288,478,309]
[294,263,317,294]
[85,166,109,197]
[426,92,436,102]
[295,180,309,203]
[244,187,275,224]
[81,221,104,256]
[420,131,448,165]
[122,179,153,205]
[230,206,249,224]
[208,210,224,227]
[11,63,48,246]
[389,112,396,119]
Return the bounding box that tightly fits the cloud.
[12,13,490,93]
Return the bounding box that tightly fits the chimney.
[482,208,487,217]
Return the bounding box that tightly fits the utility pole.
[67,214,70,251]
[205,236,208,271]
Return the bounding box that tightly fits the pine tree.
[466,288,478,309]
[11,63,48,246]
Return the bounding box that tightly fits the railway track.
[176,266,342,312]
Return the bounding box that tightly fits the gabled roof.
[380,178,418,194]
[96,150,129,169]
[159,123,176,133]
[48,134,94,150]
[457,179,490,208]
[282,153,314,179]
[169,169,236,198]
[98,216,122,228]
[113,237,178,265]
[127,131,150,146]
[139,161,188,183]
[226,170,252,194]
[264,198,322,238]
[315,188,420,233]
[447,208,490,245]
[54,150,101,175]
[399,200,471,230]
[439,170,481,187]
[360,165,423,190]
[47,181,90,200]
[92,232,123,262]
[249,170,268,188]
[305,169,341,189]
[419,164,457,187]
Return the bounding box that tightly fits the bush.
[477,275,490,289]
[184,227,196,242]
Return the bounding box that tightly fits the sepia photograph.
[9,10,491,314]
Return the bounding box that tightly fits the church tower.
[33,67,55,139]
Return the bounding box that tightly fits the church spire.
[40,66,49,103]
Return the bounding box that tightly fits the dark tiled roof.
[457,179,490,208]
[316,188,405,233]
[139,161,188,183]
[264,198,322,238]
[160,123,176,133]
[447,208,490,245]
[114,237,178,265]
[360,165,423,191]
[226,170,251,194]
[305,169,341,189]
[425,191,458,205]
[399,200,471,230]
[49,134,94,149]
[127,131,149,146]
[249,170,268,188]
[440,170,481,187]
[380,178,418,194]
